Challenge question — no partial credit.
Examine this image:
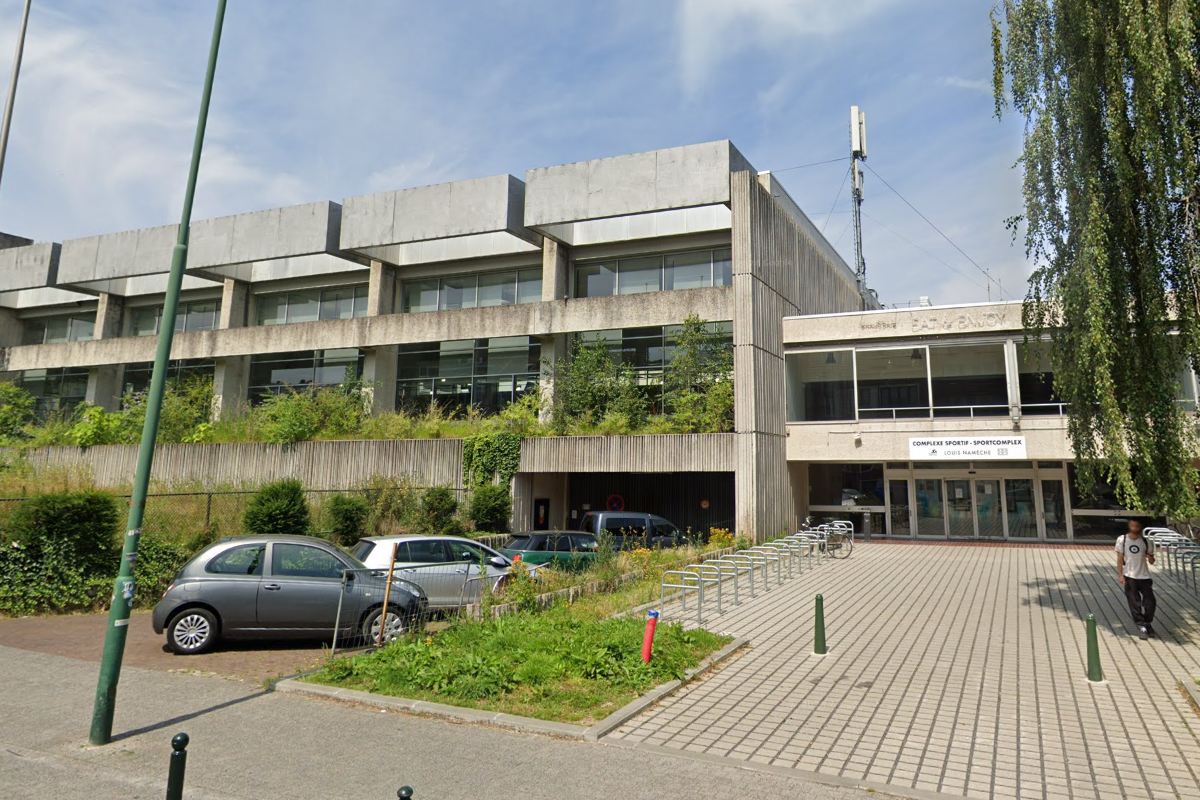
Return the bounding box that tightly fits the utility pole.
[849,106,868,305]
[0,0,33,200]
[89,0,228,746]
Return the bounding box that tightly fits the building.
[0,141,873,540]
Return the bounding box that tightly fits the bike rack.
[710,558,745,606]
[760,540,802,578]
[661,568,703,623]
[685,563,723,615]
[750,546,784,586]
[718,554,757,600]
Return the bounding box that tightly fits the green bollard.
[1086,614,1103,682]
[165,733,189,800]
[815,594,827,655]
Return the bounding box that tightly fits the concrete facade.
[0,140,873,540]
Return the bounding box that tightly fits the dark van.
[577,511,683,550]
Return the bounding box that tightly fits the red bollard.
[641,609,660,663]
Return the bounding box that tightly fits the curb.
[584,635,749,742]
[273,636,748,743]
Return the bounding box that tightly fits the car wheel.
[363,606,408,645]
[167,608,218,655]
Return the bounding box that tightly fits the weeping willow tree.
[992,0,1200,517]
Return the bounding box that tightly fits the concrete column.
[367,259,396,316]
[536,334,564,423]
[731,169,794,543]
[362,345,397,415]
[511,473,534,531]
[95,293,125,339]
[220,278,249,329]
[541,239,569,302]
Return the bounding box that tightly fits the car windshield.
[350,540,375,562]
[502,534,535,549]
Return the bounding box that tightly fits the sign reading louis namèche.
[908,436,1027,460]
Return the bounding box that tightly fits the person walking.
[1116,519,1157,639]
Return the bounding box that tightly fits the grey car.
[152,535,421,655]
[351,536,525,610]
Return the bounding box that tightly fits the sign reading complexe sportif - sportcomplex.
[908,436,1028,460]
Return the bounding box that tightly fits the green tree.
[663,316,734,433]
[0,381,35,444]
[468,482,512,533]
[550,337,649,433]
[992,0,1200,515]
[420,485,461,535]
[244,478,311,536]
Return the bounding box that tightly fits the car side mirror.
[489,556,509,568]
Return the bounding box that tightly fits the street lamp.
[0,0,33,202]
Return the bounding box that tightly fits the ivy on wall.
[462,432,523,489]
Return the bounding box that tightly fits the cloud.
[941,76,992,94]
[675,0,902,96]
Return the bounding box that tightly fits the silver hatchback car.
[351,535,526,610]
[153,535,420,655]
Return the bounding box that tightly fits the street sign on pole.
[89,0,229,746]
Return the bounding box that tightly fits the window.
[856,348,930,419]
[603,516,646,536]
[448,541,489,562]
[808,463,885,507]
[248,349,363,400]
[271,544,345,579]
[17,368,89,415]
[22,313,95,345]
[400,270,541,314]
[1177,364,1198,412]
[570,534,599,551]
[123,359,215,398]
[206,545,265,576]
[396,337,541,416]
[786,351,855,422]
[130,301,221,337]
[407,539,450,563]
[1017,341,1061,414]
[574,247,733,298]
[929,343,1008,417]
[551,535,574,553]
[652,519,679,540]
[256,286,368,326]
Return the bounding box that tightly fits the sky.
[0,0,1029,307]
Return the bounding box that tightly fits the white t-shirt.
[1116,535,1155,579]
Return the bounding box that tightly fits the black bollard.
[398,787,414,799]
[165,733,189,800]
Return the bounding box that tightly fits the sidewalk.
[609,542,1200,800]
[0,644,888,800]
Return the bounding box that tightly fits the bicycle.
[824,526,854,559]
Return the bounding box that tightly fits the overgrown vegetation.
[992,1,1200,516]
[244,479,311,536]
[468,483,512,534]
[309,604,728,724]
[326,493,370,547]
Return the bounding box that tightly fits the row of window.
[257,286,369,326]
[579,323,733,377]
[396,337,542,416]
[574,248,732,299]
[400,269,542,314]
[22,314,95,346]
[130,301,221,337]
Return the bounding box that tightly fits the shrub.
[0,491,121,614]
[708,527,734,548]
[364,476,422,534]
[68,405,126,447]
[327,493,370,547]
[0,382,34,444]
[121,375,215,444]
[468,483,512,534]
[244,479,310,536]
[420,485,460,535]
[132,532,192,607]
[253,391,322,444]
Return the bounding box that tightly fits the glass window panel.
[929,343,1008,417]
[434,378,472,414]
[471,378,507,416]
[353,286,369,318]
[1176,365,1197,412]
[396,379,433,412]
[21,319,47,345]
[439,276,477,311]
[808,463,884,506]
[945,479,974,537]
[1017,340,1060,414]
[70,316,94,341]
[438,340,474,377]
[477,271,516,308]
[713,248,732,286]
[617,256,663,295]
[575,262,616,298]
[787,351,854,421]
[517,269,542,304]
[130,307,159,337]
[42,317,71,344]
[184,301,218,332]
[855,348,929,419]
[272,543,344,579]
[397,346,441,380]
[402,279,439,313]
[664,251,711,291]
[1005,479,1037,538]
[285,290,320,324]
[319,288,356,321]
[888,480,911,536]
[256,295,287,326]
[1041,479,1068,539]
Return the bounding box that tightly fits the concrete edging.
[272,635,749,742]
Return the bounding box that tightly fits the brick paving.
[609,542,1200,800]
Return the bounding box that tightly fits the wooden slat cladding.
[4,439,465,490]
[519,434,734,473]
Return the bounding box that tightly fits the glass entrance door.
[975,480,1003,539]
[915,479,945,537]
[946,479,974,537]
[888,480,912,536]
[1006,479,1038,538]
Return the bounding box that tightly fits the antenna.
[849,106,868,304]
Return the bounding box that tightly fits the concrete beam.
[782,301,1023,347]
[0,232,33,250]
[786,417,1072,462]
[0,242,60,293]
[2,287,733,371]
[341,174,540,266]
[524,140,754,229]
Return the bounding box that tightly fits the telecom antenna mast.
[849,106,868,299]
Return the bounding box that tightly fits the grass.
[305,603,729,724]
